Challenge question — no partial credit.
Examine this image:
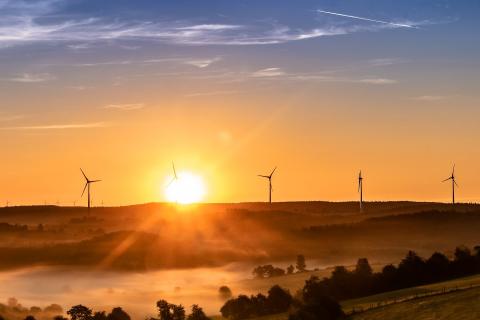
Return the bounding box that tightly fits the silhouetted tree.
[220,295,251,320]
[24,316,36,320]
[187,305,209,320]
[398,251,426,287]
[93,311,107,320]
[296,255,306,273]
[218,286,233,300]
[453,246,476,276]
[355,258,372,277]
[67,305,93,320]
[252,265,285,278]
[157,300,172,320]
[291,276,344,320]
[426,252,450,282]
[287,265,295,275]
[172,305,185,320]
[107,308,131,320]
[267,285,293,313]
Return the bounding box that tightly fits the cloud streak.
[1,122,109,130]
[0,1,422,48]
[7,73,55,83]
[318,10,418,29]
[103,103,144,111]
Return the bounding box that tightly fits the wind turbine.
[168,162,179,187]
[258,167,277,204]
[80,168,101,214]
[442,165,458,205]
[358,170,363,213]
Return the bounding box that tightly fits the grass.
[349,286,480,320]
[227,274,480,320]
[342,273,480,313]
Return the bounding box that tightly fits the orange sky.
[1,1,479,205]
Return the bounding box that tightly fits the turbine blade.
[167,177,176,187]
[172,162,177,179]
[90,180,101,183]
[270,166,277,177]
[452,164,455,175]
[81,183,88,197]
[258,175,269,178]
[442,177,452,182]
[454,180,459,187]
[80,168,89,182]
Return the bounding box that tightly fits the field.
[1,201,480,319]
[349,286,480,320]
[231,275,480,320]
[1,202,480,271]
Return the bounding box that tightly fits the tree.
[107,308,131,320]
[67,305,93,320]
[355,258,373,278]
[93,312,107,320]
[296,255,306,273]
[219,286,233,300]
[292,277,344,320]
[426,252,450,281]
[157,300,172,320]
[187,305,209,320]
[287,265,294,275]
[172,305,185,320]
[267,285,293,313]
[220,295,252,320]
[24,316,36,320]
[398,251,426,287]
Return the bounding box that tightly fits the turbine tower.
[442,165,458,205]
[358,170,363,212]
[258,167,277,204]
[80,168,101,214]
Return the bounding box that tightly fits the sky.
[1,0,480,205]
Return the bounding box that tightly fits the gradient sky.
[1,0,480,205]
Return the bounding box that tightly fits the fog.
[0,265,255,319]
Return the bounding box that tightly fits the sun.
[165,171,206,204]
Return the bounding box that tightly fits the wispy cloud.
[176,24,242,31]
[0,113,25,121]
[103,103,144,111]
[368,58,406,67]
[184,57,221,68]
[0,1,422,48]
[412,95,447,101]
[1,122,109,130]
[358,78,398,85]
[318,10,418,29]
[252,68,286,77]
[7,73,55,83]
[185,90,238,98]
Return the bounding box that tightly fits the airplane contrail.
[318,10,417,29]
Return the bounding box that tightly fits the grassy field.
[342,274,480,313]
[349,286,480,320]
[224,274,480,320]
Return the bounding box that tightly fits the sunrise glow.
[165,171,206,204]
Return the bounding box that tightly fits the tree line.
[252,255,308,278]
[309,245,480,301]
[4,245,480,320]
[222,245,480,320]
